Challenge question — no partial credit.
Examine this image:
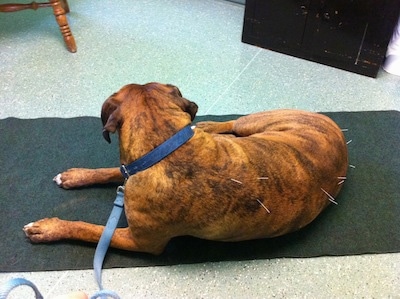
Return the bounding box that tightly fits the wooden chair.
[0,0,77,52]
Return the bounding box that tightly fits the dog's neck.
[120,124,194,178]
[118,113,192,165]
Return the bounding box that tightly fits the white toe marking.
[53,174,62,186]
[24,222,34,229]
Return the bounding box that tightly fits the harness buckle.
[120,164,130,179]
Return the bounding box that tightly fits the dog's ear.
[166,85,198,121]
[102,110,122,143]
[180,98,198,121]
[167,84,183,97]
[101,94,123,143]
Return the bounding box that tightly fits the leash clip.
[114,186,125,208]
[117,185,125,193]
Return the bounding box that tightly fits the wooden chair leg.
[50,0,76,53]
[60,0,70,14]
[0,1,77,53]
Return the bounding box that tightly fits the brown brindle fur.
[23,82,348,255]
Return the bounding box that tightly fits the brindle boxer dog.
[24,82,348,255]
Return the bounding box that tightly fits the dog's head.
[101,83,198,143]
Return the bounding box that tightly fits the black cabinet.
[242,0,400,77]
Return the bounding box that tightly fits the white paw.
[53,173,62,186]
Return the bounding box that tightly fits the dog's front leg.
[23,218,166,254]
[54,167,124,189]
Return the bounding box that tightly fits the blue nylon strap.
[89,289,121,299]
[93,186,125,291]
[120,125,194,178]
[0,277,120,299]
[0,278,43,299]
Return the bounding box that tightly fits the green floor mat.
[0,111,399,272]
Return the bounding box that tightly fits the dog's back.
[125,109,348,242]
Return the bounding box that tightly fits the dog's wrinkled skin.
[24,82,348,255]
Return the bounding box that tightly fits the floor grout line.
[204,48,262,114]
[44,270,70,297]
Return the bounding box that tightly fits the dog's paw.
[53,173,63,186]
[23,218,65,243]
[53,168,92,189]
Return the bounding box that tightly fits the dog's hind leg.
[54,167,124,189]
[23,218,167,254]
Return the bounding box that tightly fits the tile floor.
[0,0,399,297]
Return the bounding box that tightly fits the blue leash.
[0,278,43,299]
[0,278,119,299]
[93,186,125,292]
[0,277,119,299]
